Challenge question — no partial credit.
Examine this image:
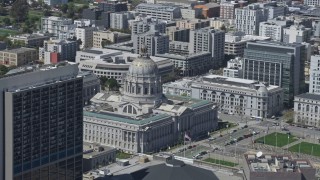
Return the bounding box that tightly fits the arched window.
[128,105,132,113]
[123,106,127,113]
[316,106,318,113]
[306,105,309,112]
[298,104,301,111]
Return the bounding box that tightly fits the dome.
[128,57,158,76]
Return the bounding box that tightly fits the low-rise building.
[176,19,210,30]
[194,3,220,18]
[156,52,213,76]
[224,32,270,57]
[294,93,320,128]
[41,16,75,39]
[39,39,78,64]
[180,8,202,19]
[79,71,100,105]
[135,3,181,21]
[166,27,190,42]
[77,48,173,83]
[223,57,243,78]
[259,21,285,41]
[8,34,50,48]
[163,75,283,118]
[283,25,312,44]
[243,153,316,180]
[83,142,116,172]
[93,31,131,48]
[0,47,38,66]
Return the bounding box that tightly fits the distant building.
[304,0,320,6]
[83,143,116,172]
[131,18,166,36]
[8,34,50,48]
[163,79,193,97]
[283,25,312,43]
[220,1,241,19]
[309,55,320,95]
[169,41,190,55]
[243,154,316,180]
[93,31,131,48]
[40,39,78,64]
[223,57,243,78]
[98,1,128,12]
[235,4,268,35]
[110,12,134,30]
[259,22,285,41]
[166,27,190,42]
[82,9,110,28]
[194,3,220,18]
[75,27,95,50]
[243,41,306,106]
[0,47,38,66]
[44,0,67,6]
[135,3,181,21]
[74,19,92,27]
[224,32,270,57]
[77,48,173,83]
[294,93,320,128]
[176,19,210,30]
[180,8,202,19]
[189,27,225,68]
[41,16,75,39]
[132,29,169,56]
[156,52,213,76]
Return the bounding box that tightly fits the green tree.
[105,78,119,91]
[0,6,7,16]
[61,4,68,13]
[3,17,11,26]
[0,65,8,75]
[284,110,294,124]
[10,0,29,22]
[220,24,226,31]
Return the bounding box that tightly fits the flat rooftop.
[295,93,320,101]
[1,47,36,53]
[244,154,313,173]
[83,142,115,158]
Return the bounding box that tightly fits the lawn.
[204,158,238,167]
[255,132,297,147]
[0,28,20,37]
[289,142,320,157]
[116,151,132,159]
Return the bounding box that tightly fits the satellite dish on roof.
[256,151,263,158]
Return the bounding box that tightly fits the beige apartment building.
[176,19,210,30]
[0,47,38,66]
[93,31,131,48]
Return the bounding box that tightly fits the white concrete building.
[131,18,166,36]
[110,12,134,30]
[41,16,76,39]
[83,55,218,154]
[223,57,243,78]
[163,79,193,97]
[309,55,320,95]
[304,0,320,6]
[135,3,181,21]
[283,25,312,43]
[189,27,225,68]
[75,27,95,50]
[74,19,92,27]
[163,75,283,118]
[77,48,173,83]
[44,0,67,6]
[259,21,284,41]
[294,94,320,128]
[235,4,268,35]
[180,8,202,19]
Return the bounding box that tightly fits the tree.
[220,24,226,31]
[3,17,11,26]
[61,4,68,13]
[284,110,294,124]
[0,6,7,16]
[0,65,8,76]
[105,78,119,91]
[43,10,51,16]
[99,76,108,90]
[10,0,29,22]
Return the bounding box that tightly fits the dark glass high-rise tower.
[0,64,83,180]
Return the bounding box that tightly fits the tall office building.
[0,64,83,180]
[309,55,320,94]
[243,41,305,106]
[133,29,169,56]
[235,4,268,35]
[189,27,225,68]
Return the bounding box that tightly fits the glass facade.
[10,78,83,180]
